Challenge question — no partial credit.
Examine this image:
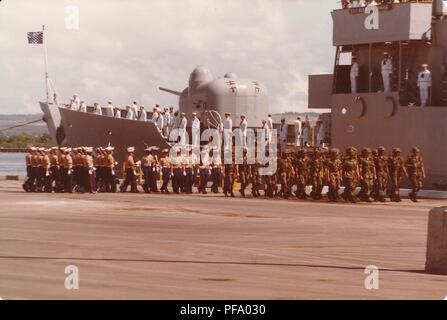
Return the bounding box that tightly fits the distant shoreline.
[0,148,27,153]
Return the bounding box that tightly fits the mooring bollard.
[425,207,447,275]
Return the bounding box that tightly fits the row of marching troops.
[119,145,425,203]
[23,145,426,203]
[23,146,117,193]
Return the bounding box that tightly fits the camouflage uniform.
[405,147,425,202]
[224,163,236,197]
[309,148,325,200]
[294,149,309,199]
[388,148,407,202]
[358,148,376,202]
[325,148,342,202]
[238,154,249,197]
[342,147,359,203]
[373,147,389,202]
[278,155,294,199]
[249,163,262,197]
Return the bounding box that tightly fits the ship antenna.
[42,25,49,104]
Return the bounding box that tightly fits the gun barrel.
[159,87,181,96]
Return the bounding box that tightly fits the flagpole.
[42,24,50,104]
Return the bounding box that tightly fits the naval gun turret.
[160,66,269,128]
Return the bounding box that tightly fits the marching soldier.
[342,147,360,203]
[223,157,236,198]
[358,148,376,202]
[141,147,154,193]
[104,146,116,193]
[294,149,309,200]
[120,147,138,193]
[63,148,73,193]
[325,148,342,202]
[84,148,95,193]
[238,149,250,197]
[373,146,389,202]
[278,153,294,199]
[49,147,61,192]
[23,147,36,192]
[159,149,172,194]
[388,147,407,202]
[309,148,325,200]
[172,149,185,194]
[406,147,426,202]
[210,149,222,194]
[249,161,261,197]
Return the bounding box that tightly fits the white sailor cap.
[38,147,46,151]
[85,147,93,153]
[422,63,428,67]
[94,101,99,105]
[192,112,197,116]
[225,112,231,115]
[240,114,246,118]
[145,147,152,152]
[30,147,37,151]
[139,105,145,108]
[151,146,160,151]
[181,112,186,116]
[162,148,169,153]
[59,147,67,151]
[127,147,135,152]
[105,146,114,151]
[65,148,72,152]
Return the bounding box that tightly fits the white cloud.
[0,0,334,114]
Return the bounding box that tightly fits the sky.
[0,0,335,114]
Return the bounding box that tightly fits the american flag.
[27,31,43,44]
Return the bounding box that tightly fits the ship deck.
[0,180,446,300]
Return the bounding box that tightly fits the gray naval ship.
[308,0,447,188]
[40,65,268,163]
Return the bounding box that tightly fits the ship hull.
[40,102,170,164]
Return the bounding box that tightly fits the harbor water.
[0,153,26,180]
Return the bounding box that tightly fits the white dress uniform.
[223,117,233,151]
[93,105,102,115]
[417,69,432,107]
[73,96,81,110]
[69,100,77,110]
[279,122,288,152]
[267,116,274,144]
[131,103,139,120]
[138,108,147,121]
[240,119,248,148]
[79,102,87,113]
[293,119,302,147]
[125,108,133,119]
[381,58,393,93]
[179,116,187,146]
[151,110,158,123]
[156,113,164,132]
[104,103,115,117]
[164,111,171,137]
[350,62,359,94]
[191,116,200,148]
[114,109,121,118]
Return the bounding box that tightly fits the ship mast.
[43,25,49,104]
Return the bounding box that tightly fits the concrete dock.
[0,180,446,300]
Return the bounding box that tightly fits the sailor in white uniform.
[191,112,200,148]
[223,112,233,151]
[163,107,171,137]
[293,117,302,147]
[156,110,164,135]
[125,105,133,119]
[350,57,359,94]
[240,114,248,148]
[381,52,393,93]
[78,100,87,113]
[179,112,187,146]
[131,101,139,120]
[114,106,121,118]
[104,101,115,117]
[92,102,102,115]
[267,113,274,144]
[138,105,147,121]
[73,94,81,110]
[279,118,288,154]
[151,106,159,123]
[68,98,76,110]
[417,64,432,107]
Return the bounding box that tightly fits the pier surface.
[0,181,446,300]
